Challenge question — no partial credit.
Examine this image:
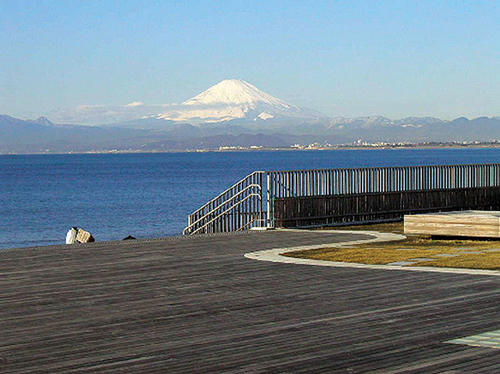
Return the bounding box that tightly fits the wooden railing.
[184,164,500,235]
[274,187,500,228]
[266,164,500,197]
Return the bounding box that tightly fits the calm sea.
[1,148,499,249]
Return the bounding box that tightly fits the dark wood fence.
[186,164,500,235]
[274,187,500,228]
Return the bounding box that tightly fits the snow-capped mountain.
[157,79,325,123]
[3,112,500,153]
[328,116,446,129]
[4,78,499,153]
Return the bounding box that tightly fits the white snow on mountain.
[328,116,446,129]
[157,79,325,123]
[256,112,274,120]
[183,79,294,109]
[48,79,325,125]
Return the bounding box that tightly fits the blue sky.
[0,0,498,121]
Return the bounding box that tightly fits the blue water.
[1,148,499,249]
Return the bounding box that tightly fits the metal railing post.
[266,172,272,228]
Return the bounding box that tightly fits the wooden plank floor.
[1,230,499,373]
[405,210,500,238]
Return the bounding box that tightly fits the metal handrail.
[189,171,264,217]
[184,163,500,235]
[236,218,266,232]
[265,163,498,174]
[182,184,262,235]
[188,193,262,236]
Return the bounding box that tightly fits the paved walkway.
[246,230,500,277]
[1,230,500,373]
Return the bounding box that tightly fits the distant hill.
[0,114,155,153]
[1,79,499,153]
[2,113,500,153]
[327,116,500,143]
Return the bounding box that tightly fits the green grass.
[285,222,500,270]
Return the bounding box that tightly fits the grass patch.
[321,221,405,235]
[412,253,500,270]
[287,222,500,270]
[284,247,455,265]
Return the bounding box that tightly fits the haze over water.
[1,148,499,250]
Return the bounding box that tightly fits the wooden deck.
[405,210,500,238]
[1,230,500,373]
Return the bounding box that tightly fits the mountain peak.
[182,79,294,110]
[36,116,54,126]
[156,79,325,124]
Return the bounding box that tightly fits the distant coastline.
[2,141,500,156]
